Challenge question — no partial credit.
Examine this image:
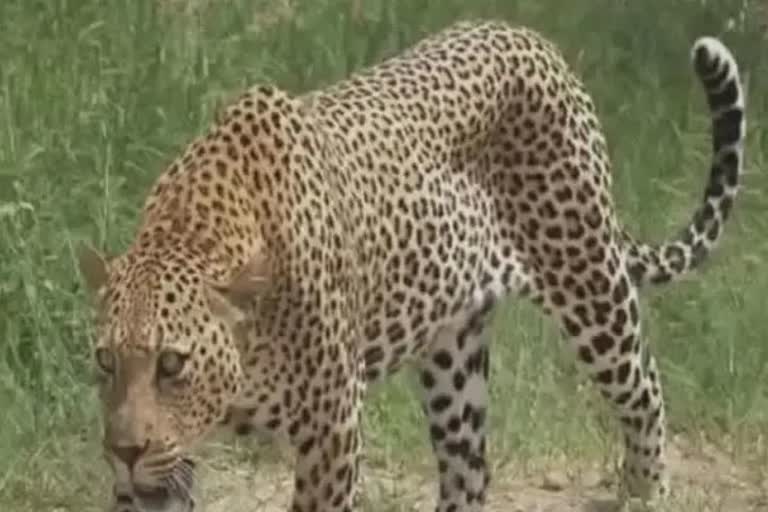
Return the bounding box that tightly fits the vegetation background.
[0,0,766,510]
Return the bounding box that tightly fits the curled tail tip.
[691,37,742,90]
[691,36,735,67]
[692,36,731,57]
[691,35,745,146]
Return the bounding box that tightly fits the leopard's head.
[78,244,268,506]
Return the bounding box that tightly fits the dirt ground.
[190,435,766,512]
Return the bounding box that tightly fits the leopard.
[77,20,746,512]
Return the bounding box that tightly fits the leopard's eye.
[94,347,115,374]
[157,350,186,378]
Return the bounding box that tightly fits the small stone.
[581,469,605,488]
[541,470,569,491]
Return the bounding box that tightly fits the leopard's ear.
[205,254,271,325]
[77,242,110,297]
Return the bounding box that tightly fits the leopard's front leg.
[288,355,365,512]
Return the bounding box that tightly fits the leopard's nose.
[111,442,149,469]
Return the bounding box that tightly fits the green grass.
[1,0,767,509]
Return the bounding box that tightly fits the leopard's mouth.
[113,484,170,511]
[112,459,196,511]
[134,485,171,507]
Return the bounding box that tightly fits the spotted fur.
[78,22,745,512]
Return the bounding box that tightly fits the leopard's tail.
[625,36,746,287]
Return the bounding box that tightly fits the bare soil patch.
[191,435,766,512]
